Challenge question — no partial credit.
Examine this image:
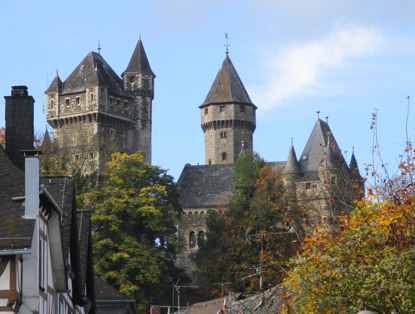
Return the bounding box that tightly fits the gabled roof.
[177,164,234,208]
[45,73,62,93]
[299,119,350,180]
[123,38,154,76]
[59,52,130,97]
[0,147,34,252]
[200,55,255,108]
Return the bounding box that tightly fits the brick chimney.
[150,306,161,314]
[4,86,35,170]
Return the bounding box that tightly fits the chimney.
[150,306,161,314]
[4,85,35,170]
[24,151,41,219]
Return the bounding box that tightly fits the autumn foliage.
[281,143,415,313]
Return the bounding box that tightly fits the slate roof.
[52,52,130,97]
[45,73,62,93]
[41,176,76,263]
[200,55,256,108]
[123,38,154,76]
[77,211,91,292]
[298,119,351,181]
[95,276,131,301]
[0,146,34,252]
[283,144,302,173]
[177,164,234,208]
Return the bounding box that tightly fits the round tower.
[283,143,302,200]
[200,55,257,165]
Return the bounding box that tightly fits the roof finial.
[317,111,320,119]
[291,137,294,145]
[98,40,101,55]
[139,34,141,41]
[224,33,230,55]
[352,146,355,154]
[56,70,58,76]
[325,116,329,123]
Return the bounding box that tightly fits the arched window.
[189,231,196,248]
[197,231,205,247]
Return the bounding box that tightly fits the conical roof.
[284,144,302,173]
[123,38,154,76]
[349,152,363,180]
[60,52,130,97]
[200,55,255,108]
[45,73,62,93]
[299,119,347,179]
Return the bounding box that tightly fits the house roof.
[41,176,76,263]
[200,55,255,108]
[180,287,284,314]
[177,164,234,209]
[0,146,35,252]
[77,211,91,292]
[95,276,131,301]
[51,52,130,97]
[123,38,154,76]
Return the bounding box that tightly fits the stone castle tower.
[45,38,154,172]
[176,54,363,273]
[200,55,257,165]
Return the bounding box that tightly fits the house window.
[89,152,94,159]
[220,106,225,112]
[306,182,311,190]
[76,97,80,105]
[65,99,70,106]
[240,105,245,112]
[221,152,227,161]
[220,132,227,139]
[208,159,211,165]
[50,100,54,109]
[109,97,113,104]
[90,93,94,103]
[39,236,46,291]
[130,76,135,83]
[197,231,205,247]
[110,129,115,138]
[189,231,196,248]
[205,108,208,115]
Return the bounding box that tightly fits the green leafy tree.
[281,143,415,314]
[195,151,305,296]
[85,151,183,313]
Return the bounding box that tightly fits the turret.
[283,142,302,200]
[122,37,155,163]
[318,134,340,185]
[200,54,257,165]
[349,150,365,200]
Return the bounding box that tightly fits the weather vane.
[98,40,101,55]
[224,33,230,55]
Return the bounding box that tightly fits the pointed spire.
[349,150,363,180]
[324,135,336,169]
[284,143,302,174]
[45,72,62,93]
[200,55,255,107]
[123,37,154,76]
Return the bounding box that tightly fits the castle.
[43,39,363,274]
[175,52,364,271]
[45,38,155,172]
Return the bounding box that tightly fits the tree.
[85,151,183,313]
[281,143,415,314]
[195,151,305,297]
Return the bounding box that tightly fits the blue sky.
[2,0,415,180]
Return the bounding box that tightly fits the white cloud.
[250,26,383,110]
